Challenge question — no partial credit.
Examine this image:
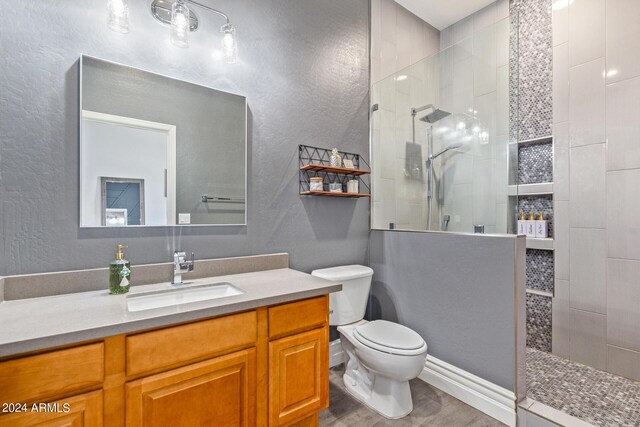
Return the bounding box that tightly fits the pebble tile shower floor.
[527,348,640,426]
[320,366,504,426]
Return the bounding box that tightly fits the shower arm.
[411,104,435,144]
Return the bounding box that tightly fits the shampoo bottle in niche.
[517,212,527,235]
[526,212,536,238]
[109,244,131,295]
[536,212,548,238]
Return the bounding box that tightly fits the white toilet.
[311,265,427,419]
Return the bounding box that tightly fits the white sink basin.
[126,282,244,312]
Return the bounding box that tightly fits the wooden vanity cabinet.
[268,297,329,426]
[0,295,329,427]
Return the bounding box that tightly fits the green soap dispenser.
[109,244,131,294]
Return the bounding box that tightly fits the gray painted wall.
[0,0,370,276]
[368,230,525,391]
[82,57,246,225]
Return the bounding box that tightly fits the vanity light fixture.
[170,0,191,48]
[107,0,238,63]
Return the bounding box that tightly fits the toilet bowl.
[311,265,428,419]
[338,320,427,418]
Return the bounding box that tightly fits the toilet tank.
[311,265,374,326]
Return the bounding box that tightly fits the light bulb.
[107,0,129,33]
[220,23,238,63]
[171,0,190,48]
[456,121,466,131]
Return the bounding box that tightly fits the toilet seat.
[353,320,427,356]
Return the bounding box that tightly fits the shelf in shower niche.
[526,237,554,251]
[525,288,553,298]
[300,164,370,176]
[508,183,554,196]
[300,191,370,198]
[512,135,553,146]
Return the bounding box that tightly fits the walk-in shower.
[371,16,512,233]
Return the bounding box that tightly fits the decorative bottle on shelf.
[109,244,131,295]
[517,212,527,235]
[526,212,536,238]
[330,148,342,167]
[535,212,548,238]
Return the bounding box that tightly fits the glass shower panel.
[371,17,513,234]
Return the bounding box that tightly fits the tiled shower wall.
[370,0,440,85]
[552,0,640,381]
[510,0,555,353]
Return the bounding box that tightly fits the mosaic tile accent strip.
[526,293,552,353]
[518,142,553,184]
[518,195,553,237]
[527,347,640,427]
[510,0,553,141]
[509,11,519,144]
[526,249,554,292]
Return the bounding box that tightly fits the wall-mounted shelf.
[300,164,370,176]
[526,237,554,251]
[298,144,370,198]
[300,191,370,198]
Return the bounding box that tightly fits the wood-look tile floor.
[319,367,506,426]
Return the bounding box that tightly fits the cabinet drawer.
[269,296,328,339]
[0,343,104,404]
[126,310,257,376]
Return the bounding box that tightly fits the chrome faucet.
[173,251,194,285]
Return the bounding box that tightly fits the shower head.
[431,142,463,160]
[419,108,451,124]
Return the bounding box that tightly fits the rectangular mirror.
[79,56,246,227]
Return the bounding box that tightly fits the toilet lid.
[354,320,425,352]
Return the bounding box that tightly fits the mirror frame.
[78,55,248,228]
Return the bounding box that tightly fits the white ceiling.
[394,0,497,30]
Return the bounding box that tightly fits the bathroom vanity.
[0,254,340,427]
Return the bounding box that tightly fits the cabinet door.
[269,328,328,426]
[126,348,256,427]
[0,390,102,427]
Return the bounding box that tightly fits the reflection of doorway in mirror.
[102,178,145,226]
[81,110,176,226]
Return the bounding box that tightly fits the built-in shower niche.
[506,136,554,237]
[518,195,553,238]
[518,140,553,184]
[507,135,555,354]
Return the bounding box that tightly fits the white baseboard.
[329,339,345,368]
[419,355,517,427]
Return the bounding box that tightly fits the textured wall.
[368,230,526,392]
[0,0,370,275]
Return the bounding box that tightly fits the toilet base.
[342,370,413,419]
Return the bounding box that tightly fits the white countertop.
[0,268,341,357]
